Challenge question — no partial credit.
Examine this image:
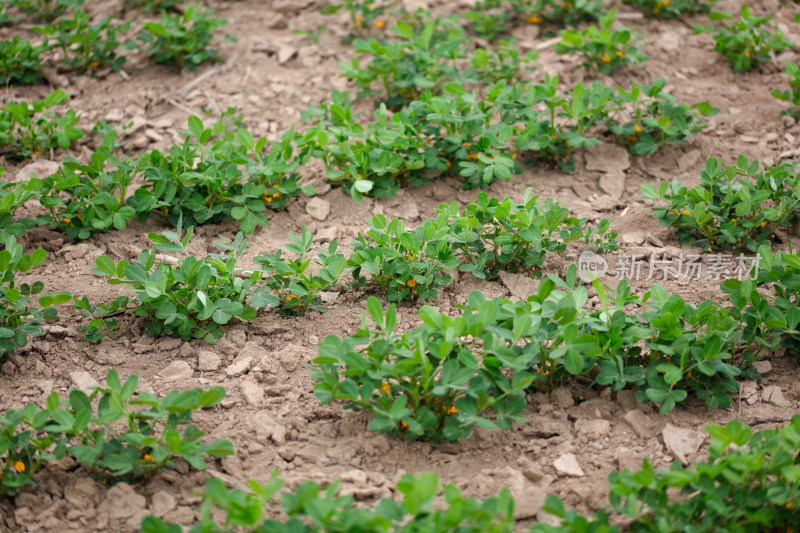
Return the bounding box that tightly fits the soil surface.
[1,0,799,531]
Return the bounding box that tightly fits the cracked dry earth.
[1,0,800,530]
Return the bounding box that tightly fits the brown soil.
[1,0,799,530]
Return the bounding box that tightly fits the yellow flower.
[355,15,364,26]
[761,221,767,227]
[731,218,735,223]
[144,454,153,463]
[265,196,273,203]
[400,420,408,429]
[707,247,712,252]
[447,406,458,415]
[91,60,100,69]
[14,461,25,473]
[63,217,71,223]
[375,20,384,28]
[406,278,416,288]
[786,501,795,510]
[601,53,611,63]
[744,50,750,57]
[381,383,390,394]
[116,196,122,204]
[527,15,542,24]
[616,50,624,57]
[273,192,281,197]
[682,209,690,215]
[286,294,298,302]
[367,2,374,7]
[661,0,669,5]
[512,152,517,159]
[634,124,642,133]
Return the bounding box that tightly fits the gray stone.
[551,387,574,409]
[577,419,611,438]
[553,453,584,477]
[240,379,263,407]
[104,483,145,519]
[16,160,60,182]
[752,360,772,375]
[762,385,792,408]
[306,198,331,221]
[198,350,221,371]
[226,355,253,377]
[161,360,193,381]
[677,149,701,171]
[226,341,266,377]
[513,487,548,519]
[662,423,704,464]
[741,381,759,405]
[70,371,99,390]
[599,172,625,198]
[585,143,630,199]
[624,409,665,439]
[149,490,176,518]
[277,45,298,65]
[498,271,539,300]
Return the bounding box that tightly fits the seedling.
[624,0,715,18]
[0,237,71,359]
[136,4,231,72]
[34,10,134,74]
[608,417,800,530]
[252,226,347,316]
[348,213,459,302]
[7,0,83,22]
[90,220,267,344]
[133,116,309,234]
[695,7,794,72]
[38,131,137,240]
[442,190,585,280]
[0,36,45,86]
[141,471,514,532]
[606,78,718,155]
[321,0,397,39]
[311,295,533,442]
[0,176,42,240]
[123,0,181,11]
[772,61,800,118]
[723,247,800,359]
[0,89,84,159]
[0,370,232,495]
[641,155,800,251]
[555,8,649,74]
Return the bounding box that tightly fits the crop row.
[2,368,798,530]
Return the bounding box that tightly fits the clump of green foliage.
[0,36,46,86]
[641,155,800,252]
[142,471,514,532]
[555,8,649,74]
[1,370,232,495]
[0,90,84,160]
[136,4,231,71]
[694,7,795,72]
[623,0,715,19]
[90,221,267,344]
[34,10,134,74]
[0,237,71,359]
[772,61,800,118]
